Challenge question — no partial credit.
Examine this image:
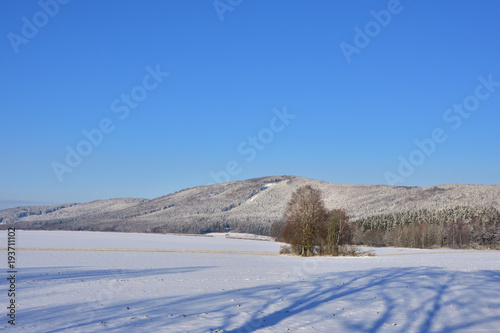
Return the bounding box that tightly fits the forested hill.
[1,175,499,235]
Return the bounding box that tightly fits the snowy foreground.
[1,231,500,332]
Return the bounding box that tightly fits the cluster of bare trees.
[274,186,500,253]
[276,185,354,256]
[358,207,500,249]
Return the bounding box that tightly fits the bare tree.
[324,209,351,255]
[280,185,328,256]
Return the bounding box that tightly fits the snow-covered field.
[1,231,499,332]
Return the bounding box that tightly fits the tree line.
[356,206,500,249]
[273,185,500,256]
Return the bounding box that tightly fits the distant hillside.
[1,176,499,235]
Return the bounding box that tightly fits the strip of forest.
[353,206,500,249]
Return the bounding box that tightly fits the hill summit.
[1,176,499,234]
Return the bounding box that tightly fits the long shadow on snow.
[19,266,500,332]
[18,265,216,332]
[224,267,500,333]
[17,265,214,287]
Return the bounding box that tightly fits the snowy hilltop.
[1,176,499,235]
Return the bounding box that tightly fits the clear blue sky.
[1,0,500,206]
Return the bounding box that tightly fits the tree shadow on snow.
[222,267,500,333]
[17,265,500,332]
[17,266,216,332]
[18,265,214,285]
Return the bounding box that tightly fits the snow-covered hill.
[1,175,499,234]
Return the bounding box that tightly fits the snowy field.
[1,231,500,332]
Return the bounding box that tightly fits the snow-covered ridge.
[1,176,499,234]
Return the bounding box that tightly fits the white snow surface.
[14,230,281,252]
[1,230,499,332]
